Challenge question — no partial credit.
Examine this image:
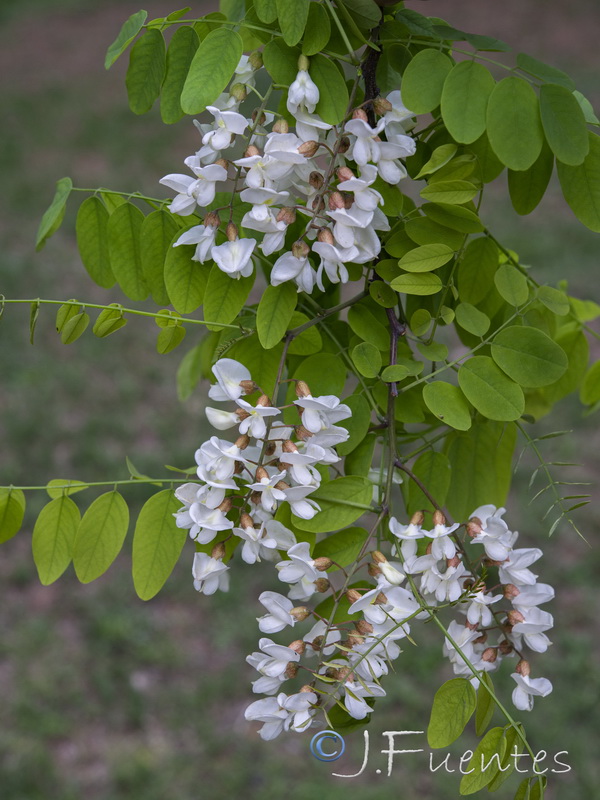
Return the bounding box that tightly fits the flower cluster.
[159,53,417,293]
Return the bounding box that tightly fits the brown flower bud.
[251,109,267,126]
[484,558,505,567]
[324,667,337,679]
[314,557,333,572]
[276,206,296,225]
[346,589,362,605]
[375,591,388,605]
[341,191,354,209]
[298,140,319,158]
[352,108,369,122]
[226,222,238,242]
[425,542,433,555]
[234,460,244,475]
[372,550,387,565]
[255,466,269,482]
[218,497,233,514]
[316,227,335,245]
[288,639,306,655]
[295,425,313,441]
[230,82,247,102]
[498,639,513,656]
[467,517,483,537]
[474,631,488,645]
[516,659,531,677]
[311,195,325,212]
[292,239,310,259]
[337,166,355,182]
[214,158,229,171]
[432,509,446,527]
[250,491,262,505]
[240,512,255,530]
[356,619,374,635]
[335,666,354,683]
[244,144,260,158]
[507,610,525,626]
[239,379,258,394]
[235,408,251,421]
[235,434,250,450]
[410,510,425,526]
[482,647,497,663]
[204,210,221,228]
[465,620,479,631]
[300,684,316,695]
[282,440,298,454]
[265,442,276,456]
[211,542,226,560]
[447,555,461,569]
[373,96,393,115]
[290,606,311,621]
[284,662,299,679]
[272,117,289,134]
[275,480,290,491]
[367,563,381,578]
[257,394,272,407]
[315,577,330,593]
[249,50,263,70]
[346,630,364,647]
[328,191,345,210]
[295,381,312,398]
[503,583,520,600]
[309,170,324,189]
[337,135,351,154]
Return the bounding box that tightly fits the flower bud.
[282,440,298,454]
[257,394,272,407]
[300,684,316,695]
[503,583,520,600]
[315,577,330,593]
[467,517,483,537]
[309,170,324,190]
[251,109,267,126]
[230,82,247,102]
[447,555,461,569]
[484,558,505,567]
[328,191,345,210]
[235,407,251,421]
[356,619,373,635]
[288,639,306,655]
[235,434,250,450]
[425,542,433,555]
[410,510,425,526]
[482,647,497,663]
[214,157,229,171]
[276,206,296,225]
[244,144,260,158]
[290,605,311,621]
[298,140,320,158]
[337,166,355,182]
[375,591,388,605]
[316,227,335,245]
[324,667,337,679]
[367,563,381,578]
[250,491,261,505]
[295,381,312,398]
[352,108,368,122]
[240,512,255,530]
[346,630,364,647]
[474,631,488,645]
[204,210,221,228]
[346,589,361,604]
[341,191,354,209]
[272,117,289,134]
[337,136,350,154]
[275,480,290,491]
[311,195,325,212]
[507,610,525,626]
[292,240,310,259]
[432,509,446,527]
[226,222,239,242]
[498,639,513,655]
[465,620,479,631]
[218,498,233,514]
[373,96,393,115]
[255,466,269,482]
[249,50,263,70]
[298,54,310,71]
[372,550,387,565]
[310,634,324,651]
[516,659,531,677]
[295,425,313,441]
[211,542,226,560]
[314,556,333,572]
[335,666,354,683]
[239,379,258,394]
[284,662,299,679]
[265,442,276,456]
[234,459,245,474]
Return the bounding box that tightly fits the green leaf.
[126,29,166,115]
[487,723,522,791]
[459,356,525,421]
[93,305,127,338]
[423,382,472,431]
[351,342,382,378]
[204,265,255,331]
[369,280,398,308]
[427,678,477,748]
[164,235,209,314]
[455,303,490,337]
[457,237,498,304]
[508,139,554,215]
[292,476,373,533]
[405,217,463,251]
[73,492,129,583]
[276,0,309,46]
[107,202,148,301]
[60,311,90,344]
[263,38,300,85]
[441,61,495,144]
[395,8,436,37]
[0,488,25,544]
[407,451,451,514]
[140,210,179,305]
[381,365,409,383]
[345,433,376,478]
[422,202,484,233]
[573,90,600,125]
[181,28,243,114]
[311,54,349,125]
[336,394,372,455]
[32,496,81,585]
[313,526,370,569]
[516,52,575,91]
[416,144,458,178]
[292,353,347,397]
[580,361,600,405]
[557,132,600,233]
[459,727,506,794]
[156,323,186,354]
[176,343,205,401]
[105,9,148,69]
[347,305,388,351]
[420,181,478,205]
[417,340,448,361]
[537,286,570,316]
[445,421,516,520]
[257,283,297,349]
[341,0,381,30]
[475,672,495,736]
[402,49,454,114]
[132,490,186,600]
[255,0,278,24]
[491,326,568,388]
[542,329,589,404]
[161,26,200,124]
[514,778,531,800]
[467,132,505,183]
[494,263,529,307]
[399,244,454,273]
[227,335,284,396]
[539,83,589,166]
[486,77,544,171]
[287,311,323,355]
[46,479,88,499]
[376,43,411,94]
[410,308,431,336]
[302,2,331,55]
[391,273,443,295]
[36,177,72,251]
[76,196,115,288]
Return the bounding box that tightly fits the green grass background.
[0,1,598,798]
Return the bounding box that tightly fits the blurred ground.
[0,2,599,799]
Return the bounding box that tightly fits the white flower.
[343,679,386,720]
[202,106,248,151]
[233,519,282,565]
[264,132,307,165]
[327,205,374,249]
[293,395,352,434]
[192,552,229,595]
[248,638,300,678]
[383,90,414,133]
[312,240,358,285]
[187,502,233,544]
[211,237,256,278]
[377,559,406,587]
[283,691,318,733]
[511,583,555,612]
[209,358,252,402]
[337,164,383,212]
[389,516,425,561]
[271,250,321,293]
[351,224,382,263]
[350,641,397,680]
[282,485,321,520]
[240,187,291,222]
[236,397,281,439]
[465,589,502,627]
[244,694,290,740]
[276,541,320,585]
[469,505,517,561]
[425,521,460,560]
[303,620,342,657]
[234,54,256,87]
[345,117,387,166]
[287,69,320,115]
[257,591,297,633]
[442,620,481,676]
[511,673,553,712]
[247,470,287,513]
[420,559,469,603]
[510,608,554,653]
[375,140,412,184]
[498,548,543,587]
[240,209,288,256]
[279,444,325,487]
[205,407,239,430]
[306,426,349,462]
[173,223,217,263]
[196,436,245,481]
[159,162,227,215]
